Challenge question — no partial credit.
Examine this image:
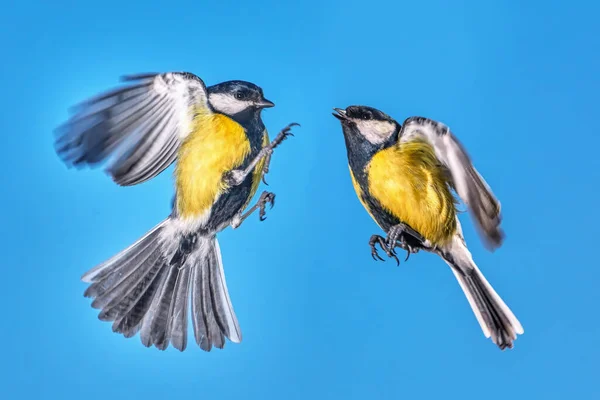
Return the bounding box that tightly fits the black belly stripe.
[362,192,401,232]
[204,173,255,232]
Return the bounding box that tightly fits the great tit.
[333,105,523,349]
[55,72,299,351]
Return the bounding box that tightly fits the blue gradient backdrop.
[2,0,599,399]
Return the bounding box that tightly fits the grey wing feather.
[190,238,240,351]
[112,264,169,338]
[191,258,210,349]
[82,221,166,287]
[190,248,223,351]
[167,264,193,351]
[54,72,211,186]
[202,254,226,350]
[400,117,504,250]
[110,260,168,337]
[209,239,242,342]
[96,248,163,321]
[145,262,180,350]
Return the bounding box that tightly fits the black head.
[333,105,398,145]
[207,80,274,116]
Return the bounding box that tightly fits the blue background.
[2,0,599,398]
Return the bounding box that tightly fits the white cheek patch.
[208,93,252,115]
[355,120,396,144]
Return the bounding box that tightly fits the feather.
[440,233,523,349]
[54,72,211,186]
[400,117,504,250]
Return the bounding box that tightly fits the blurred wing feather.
[399,117,504,250]
[54,72,210,186]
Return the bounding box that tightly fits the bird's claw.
[258,191,276,221]
[371,252,384,262]
[270,122,299,150]
[259,123,298,186]
[261,153,273,185]
[385,223,422,263]
[369,235,399,266]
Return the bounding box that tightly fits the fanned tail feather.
[81,218,242,351]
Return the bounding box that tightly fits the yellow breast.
[175,111,251,218]
[366,140,458,245]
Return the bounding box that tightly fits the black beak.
[332,107,348,121]
[256,98,275,108]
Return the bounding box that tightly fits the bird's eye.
[235,92,244,100]
[362,113,372,120]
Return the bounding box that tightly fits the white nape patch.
[355,119,396,144]
[209,92,253,115]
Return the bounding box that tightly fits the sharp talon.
[262,176,269,185]
[405,251,410,262]
[383,247,399,265]
[384,249,400,265]
[260,216,266,221]
[289,122,300,127]
[371,248,381,261]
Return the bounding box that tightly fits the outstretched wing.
[54,72,211,186]
[399,116,504,250]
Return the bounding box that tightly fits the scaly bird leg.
[385,223,426,262]
[231,191,276,229]
[224,123,300,187]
